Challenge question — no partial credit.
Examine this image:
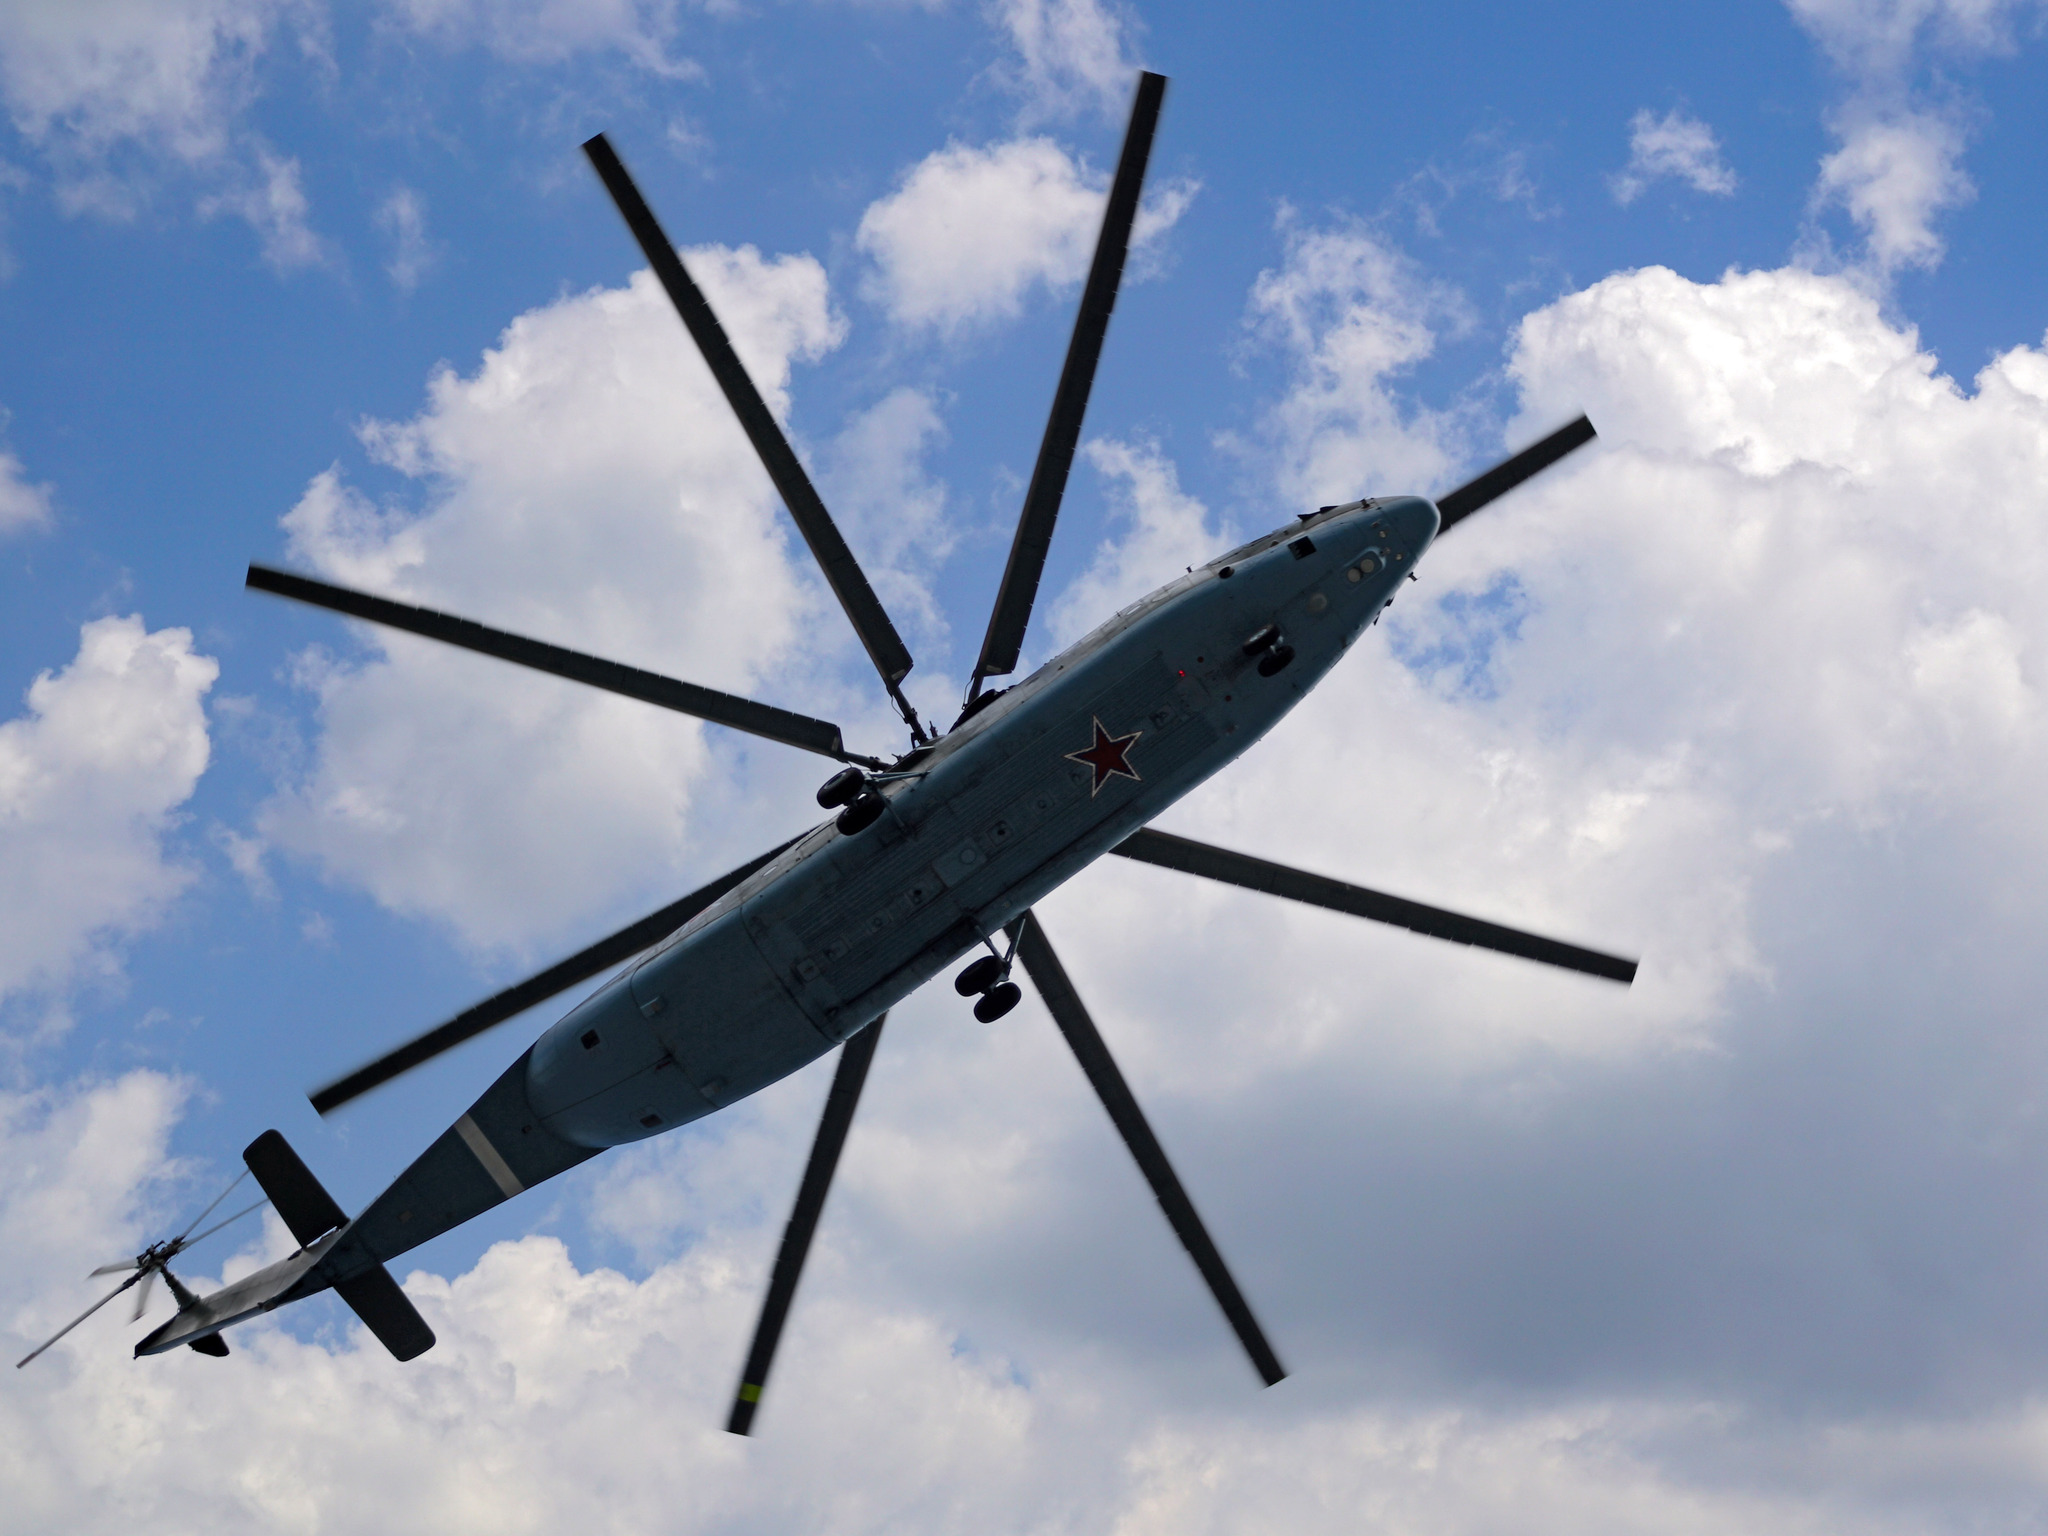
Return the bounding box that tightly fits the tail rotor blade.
[1008,912,1286,1387]
[130,1269,157,1324]
[15,1274,140,1368]
[312,837,799,1114]
[173,1167,251,1245]
[1434,415,1597,534]
[178,1198,271,1253]
[89,1260,139,1278]
[727,1015,886,1435]
[970,72,1167,697]
[581,134,924,738]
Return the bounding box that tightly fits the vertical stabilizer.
[243,1130,346,1245]
[242,1130,436,1362]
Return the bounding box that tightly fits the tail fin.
[244,1130,346,1245]
[331,1267,435,1361]
[243,1130,436,1362]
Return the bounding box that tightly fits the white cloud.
[375,184,434,293]
[988,0,1140,123]
[1610,108,1739,205]
[252,247,895,953]
[197,146,329,271]
[856,135,1195,335]
[1047,435,1235,647]
[22,187,2048,1536]
[819,386,955,642]
[0,617,217,1008]
[378,0,700,77]
[1234,212,1471,509]
[1785,0,2044,73]
[1779,0,2030,279]
[0,1,343,267]
[0,443,53,536]
[0,0,293,166]
[1812,107,1974,273]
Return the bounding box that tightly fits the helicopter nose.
[1393,495,1441,552]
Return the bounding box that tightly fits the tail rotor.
[16,1172,268,1368]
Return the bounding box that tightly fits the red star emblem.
[1066,716,1143,797]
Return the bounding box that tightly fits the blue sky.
[5,0,2048,1530]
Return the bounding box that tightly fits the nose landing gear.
[1242,623,1296,677]
[817,766,888,835]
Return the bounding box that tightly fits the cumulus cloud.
[1046,435,1235,647]
[885,244,2048,1468]
[0,1063,1767,1536]
[856,135,1195,335]
[1780,0,2029,279]
[23,175,2048,1536]
[1234,212,1471,509]
[1609,108,1738,205]
[1812,107,1974,273]
[0,617,217,1008]
[987,0,1141,123]
[252,246,902,953]
[819,386,954,641]
[0,0,292,166]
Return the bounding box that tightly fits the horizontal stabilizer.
[188,1334,230,1357]
[244,1129,347,1246]
[334,1265,435,1361]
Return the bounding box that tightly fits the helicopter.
[23,72,1634,1433]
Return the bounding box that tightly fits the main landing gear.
[954,937,1024,1021]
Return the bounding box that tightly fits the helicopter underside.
[288,495,1430,1299]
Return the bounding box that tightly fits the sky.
[3,0,2048,1530]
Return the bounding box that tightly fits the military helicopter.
[22,73,1633,1430]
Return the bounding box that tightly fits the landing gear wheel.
[973,981,1023,1022]
[816,766,867,808]
[1241,623,1281,657]
[1256,644,1296,677]
[835,789,886,835]
[954,955,1005,996]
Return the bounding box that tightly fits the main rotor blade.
[728,1014,886,1436]
[248,565,873,767]
[311,838,800,1115]
[1435,415,1597,534]
[1112,829,1637,984]
[1008,912,1286,1387]
[970,72,1167,695]
[15,1273,140,1368]
[582,135,922,735]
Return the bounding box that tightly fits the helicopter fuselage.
[523,493,1438,1149]
[139,493,1439,1354]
